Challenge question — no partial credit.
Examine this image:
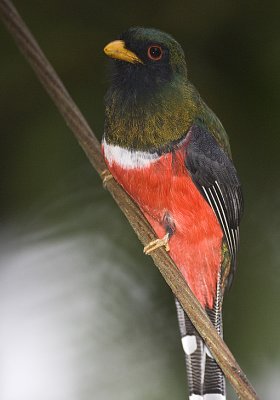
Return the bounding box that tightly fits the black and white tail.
[175,293,225,400]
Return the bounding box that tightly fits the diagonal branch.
[0,1,259,399]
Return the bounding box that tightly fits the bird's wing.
[185,123,244,288]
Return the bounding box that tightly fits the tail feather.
[204,306,225,399]
[175,298,205,398]
[175,286,226,400]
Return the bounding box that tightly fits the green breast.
[104,79,231,156]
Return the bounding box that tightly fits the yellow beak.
[104,40,143,64]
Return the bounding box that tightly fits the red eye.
[147,45,163,61]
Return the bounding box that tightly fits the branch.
[0,1,259,399]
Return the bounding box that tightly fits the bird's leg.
[144,212,174,254]
[101,169,113,188]
[143,232,170,254]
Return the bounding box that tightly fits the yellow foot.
[101,169,113,188]
[143,233,170,255]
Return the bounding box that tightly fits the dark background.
[1,1,279,399]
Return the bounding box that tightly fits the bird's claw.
[144,233,170,254]
[101,169,113,188]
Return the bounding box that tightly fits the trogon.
[102,27,243,400]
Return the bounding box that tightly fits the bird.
[102,27,243,400]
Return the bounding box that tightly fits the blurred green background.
[0,1,279,399]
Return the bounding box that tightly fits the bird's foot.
[101,169,113,188]
[143,233,170,255]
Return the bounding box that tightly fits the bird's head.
[104,27,187,96]
[103,28,198,150]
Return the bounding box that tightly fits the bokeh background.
[1,1,280,399]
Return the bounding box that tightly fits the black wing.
[185,124,244,286]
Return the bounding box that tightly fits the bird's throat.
[104,81,198,151]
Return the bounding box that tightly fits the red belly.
[104,147,223,308]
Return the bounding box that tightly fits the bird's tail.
[175,298,226,400]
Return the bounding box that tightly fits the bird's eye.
[147,45,163,61]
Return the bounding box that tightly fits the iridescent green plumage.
[105,27,231,155]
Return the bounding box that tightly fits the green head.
[104,27,199,150]
[104,27,188,91]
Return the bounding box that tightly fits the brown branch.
[0,1,259,399]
